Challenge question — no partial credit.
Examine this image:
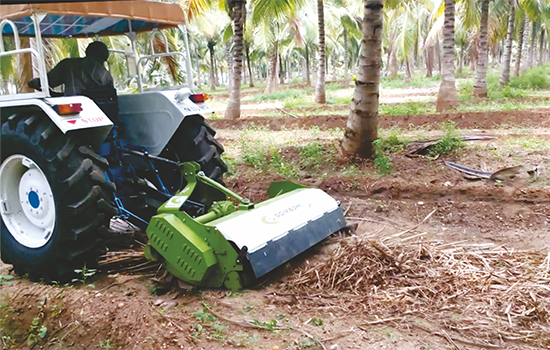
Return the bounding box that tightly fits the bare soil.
[1,103,549,349]
[210,109,550,131]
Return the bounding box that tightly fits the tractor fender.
[0,96,113,147]
[117,90,213,156]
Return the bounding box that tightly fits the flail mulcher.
[145,162,345,289]
[0,1,346,289]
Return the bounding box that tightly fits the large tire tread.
[167,115,228,184]
[1,110,117,281]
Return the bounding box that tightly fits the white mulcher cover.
[214,188,339,254]
[0,155,56,248]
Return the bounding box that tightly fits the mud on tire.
[0,110,117,280]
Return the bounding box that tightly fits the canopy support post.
[32,13,49,97]
[179,24,194,90]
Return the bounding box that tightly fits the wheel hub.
[0,155,56,248]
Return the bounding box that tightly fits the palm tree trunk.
[514,15,526,76]
[520,16,531,72]
[225,41,233,90]
[473,0,489,97]
[225,0,245,119]
[343,29,350,87]
[315,0,326,103]
[457,45,464,74]
[195,54,202,88]
[311,46,318,87]
[246,44,254,87]
[404,59,411,82]
[426,45,434,77]
[389,47,398,79]
[305,44,311,86]
[341,0,383,158]
[436,42,442,73]
[436,0,457,112]
[208,43,216,90]
[500,0,515,85]
[287,58,293,81]
[539,29,545,66]
[265,46,279,93]
[528,21,537,69]
[279,53,284,84]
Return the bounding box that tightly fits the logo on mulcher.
[262,204,302,224]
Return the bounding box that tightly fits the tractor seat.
[82,86,119,123]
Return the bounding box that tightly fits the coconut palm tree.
[225,0,246,119]
[473,0,489,97]
[251,0,306,93]
[341,0,384,158]
[315,0,326,103]
[435,0,457,112]
[500,0,516,85]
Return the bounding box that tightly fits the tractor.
[0,1,346,289]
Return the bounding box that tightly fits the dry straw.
[280,227,550,349]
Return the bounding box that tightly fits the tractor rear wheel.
[0,110,117,280]
[161,115,227,184]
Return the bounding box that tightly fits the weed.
[27,318,47,346]
[309,317,323,326]
[252,318,279,331]
[298,143,325,170]
[149,285,168,296]
[0,275,14,286]
[340,164,364,178]
[211,323,228,342]
[373,140,394,176]
[193,306,217,323]
[244,304,254,313]
[384,328,398,342]
[191,324,203,339]
[297,336,320,348]
[426,121,464,157]
[72,264,96,285]
[232,331,258,346]
[277,312,287,320]
[99,339,113,350]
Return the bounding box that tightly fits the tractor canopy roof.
[0,1,186,38]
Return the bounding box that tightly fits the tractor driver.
[28,41,114,96]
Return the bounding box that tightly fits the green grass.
[380,73,441,89]
[380,102,435,115]
[505,137,550,152]
[222,125,374,179]
[508,64,550,89]
[426,121,465,157]
[246,88,313,102]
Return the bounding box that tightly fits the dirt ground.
[1,98,549,350]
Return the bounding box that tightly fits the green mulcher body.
[145,162,346,289]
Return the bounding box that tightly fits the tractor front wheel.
[0,111,117,280]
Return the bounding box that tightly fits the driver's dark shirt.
[28,57,113,96]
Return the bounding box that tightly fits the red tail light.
[190,93,209,103]
[55,103,83,115]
